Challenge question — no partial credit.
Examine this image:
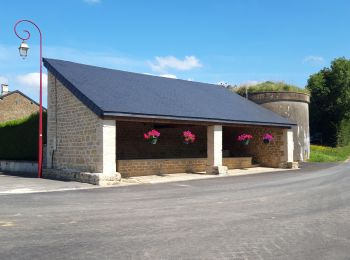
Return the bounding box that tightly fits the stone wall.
[117,121,207,159]
[223,126,285,168]
[118,157,252,177]
[118,158,207,177]
[0,92,39,123]
[117,121,288,174]
[223,157,252,169]
[248,92,310,161]
[0,160,37,174]
[46,73,104,172]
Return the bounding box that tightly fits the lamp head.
[18,41,29,59]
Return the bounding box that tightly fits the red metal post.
[14,20,43,178]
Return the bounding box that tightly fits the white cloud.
[44,46,145,71]
[240,80,260,87]
[83,0,101,4]
[303,56,325,65]
[143,72,177,79]
[160,74,177,79]
[149,56,202,72]
[17,73,48,89]
[0,76,8,84]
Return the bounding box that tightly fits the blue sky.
[1,0,350,105]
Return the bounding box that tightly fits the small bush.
[0,112,47,161]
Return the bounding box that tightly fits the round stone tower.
[248,91,310,162]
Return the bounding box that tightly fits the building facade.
[249,92,310,162]
[0,84,41,123]
[43,58,296,185]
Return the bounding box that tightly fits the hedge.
[0,112,47,161]
[337,118,350,147]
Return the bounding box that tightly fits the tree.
[307,57,350,146]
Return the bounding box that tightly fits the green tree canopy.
[307,57,350,146]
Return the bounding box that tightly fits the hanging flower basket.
[237,133,253,145]
[263,133,273,144]
[144,129,160,144]
[183,130,196,144]
[150,138,158,144]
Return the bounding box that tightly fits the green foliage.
[307,57,350,146]
[233,81,309,96]
[0,113,47,160]
[309,145,350,162]
[337,118,350,147]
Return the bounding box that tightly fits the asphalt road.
[0,172,95,194]
[0,162,349,260]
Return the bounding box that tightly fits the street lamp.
[14,20,43,178]
[18,41,29,59]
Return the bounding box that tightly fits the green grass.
[233,81,309,95]
[309,145,350,162]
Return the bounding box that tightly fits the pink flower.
[183,130,196,143]
[237,133,253,141]
[144,129,160,140]
[263,133,273,141]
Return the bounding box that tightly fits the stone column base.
[43,168,121,186]
[279,162,299,169]
[205,166,228,176]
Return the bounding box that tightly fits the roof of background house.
[43,58,295,127]
[0,90,46,110]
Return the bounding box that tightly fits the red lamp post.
[14,20,43,178]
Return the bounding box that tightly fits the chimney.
[1,84,9,96]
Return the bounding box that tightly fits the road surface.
[0,162,349,259]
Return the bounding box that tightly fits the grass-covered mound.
[0,112,47,161]
[309,145,350,162]
[233,81,309,95]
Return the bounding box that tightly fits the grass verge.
[309,145,350,162]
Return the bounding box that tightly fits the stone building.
[43,58,296,185]
[0,84,41,123]
[248,92,310,162]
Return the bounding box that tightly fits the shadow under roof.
[43,58,295,127]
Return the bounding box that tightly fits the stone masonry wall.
[118,158,207,177]
[0,92,39,123]
[117,121,207,159]
[118,157,252,177]
[46,73,104,172]
[249,92,310,161]
[223,157,252,169]
[117,122,286,176]
[223,126,285,168]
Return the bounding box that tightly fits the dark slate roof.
[43,58,295,127]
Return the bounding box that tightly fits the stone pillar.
[101,120,117,174]
[98,120,121,185]
[280,128,298,169]
[206,125,228,175]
